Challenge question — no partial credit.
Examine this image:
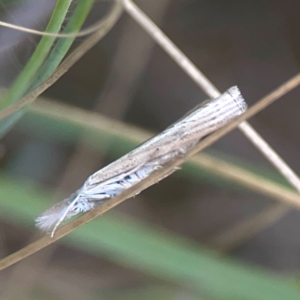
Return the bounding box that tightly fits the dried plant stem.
[0,0,123,120]
[1,75,300,270]
[238,122,300,193]
[209,204,289,251]
[191,154,299,205]
[197,155,291,250]
[122,0,300,193]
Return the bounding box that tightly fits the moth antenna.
[50,198,79,238]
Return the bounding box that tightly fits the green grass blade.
[0,0,73,110]
[0,0,95,135]
[29,0,95,91]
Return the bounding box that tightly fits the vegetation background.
[0,0,300,299]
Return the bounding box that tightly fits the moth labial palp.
[35,86,247,237]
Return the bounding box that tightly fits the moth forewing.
[36,86,247,235]
[86,86,247,187]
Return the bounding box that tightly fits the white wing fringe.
[35,199,71,232]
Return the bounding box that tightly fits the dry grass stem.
[209,204,289,251]
[191,154,299,205]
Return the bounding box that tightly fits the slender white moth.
[36,86,247,237]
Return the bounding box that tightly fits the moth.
[36,86,247,237]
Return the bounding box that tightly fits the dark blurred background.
[0,0,300,299]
